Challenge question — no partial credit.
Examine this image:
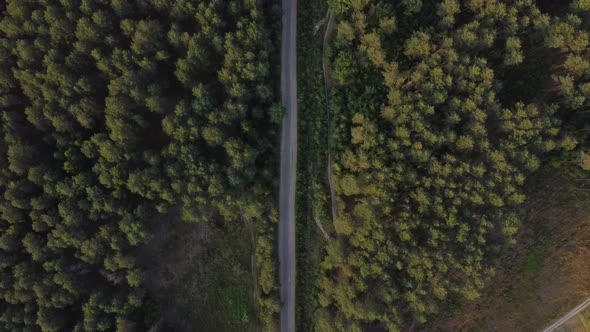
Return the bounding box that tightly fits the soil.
[435,169,590,332]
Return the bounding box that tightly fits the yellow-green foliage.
[317,0,589,330]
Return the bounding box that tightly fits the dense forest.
[0,1,280,331]
[3,0,590,331]
[313,0,590,330]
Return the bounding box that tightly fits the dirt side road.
[543,298,590,332]
[279,0,297,331]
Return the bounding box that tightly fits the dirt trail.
[322,11,338,226]
[542,298,590,332]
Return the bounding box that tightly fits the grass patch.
[524,220,549,274]
[138,215,257,332]
[580,307,590,332]
[523,246,545,273]
[204,278,250,328]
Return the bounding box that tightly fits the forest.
[307,0,590,330]
[2,0,590,331]
[0,0,280,331]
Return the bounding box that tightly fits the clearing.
[436,167,590,331]
[137,213,258,332]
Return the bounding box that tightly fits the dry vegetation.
[437,168,590,332]
[137,213,256,332]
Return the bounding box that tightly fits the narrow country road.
[279,0,297,331]
[542,298,590,332]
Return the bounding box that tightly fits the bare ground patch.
[436,169,590,332]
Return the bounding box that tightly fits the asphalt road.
[279,0,297,331]
[542,298,590,332]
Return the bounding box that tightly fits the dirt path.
[279,0,297,331]
[542,298,590,332]
[321,11,338,225]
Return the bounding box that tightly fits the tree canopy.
[0,0,279,330]
[315,0,589,330]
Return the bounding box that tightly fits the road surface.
[279,0,297,331]
[542,298,590,332]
